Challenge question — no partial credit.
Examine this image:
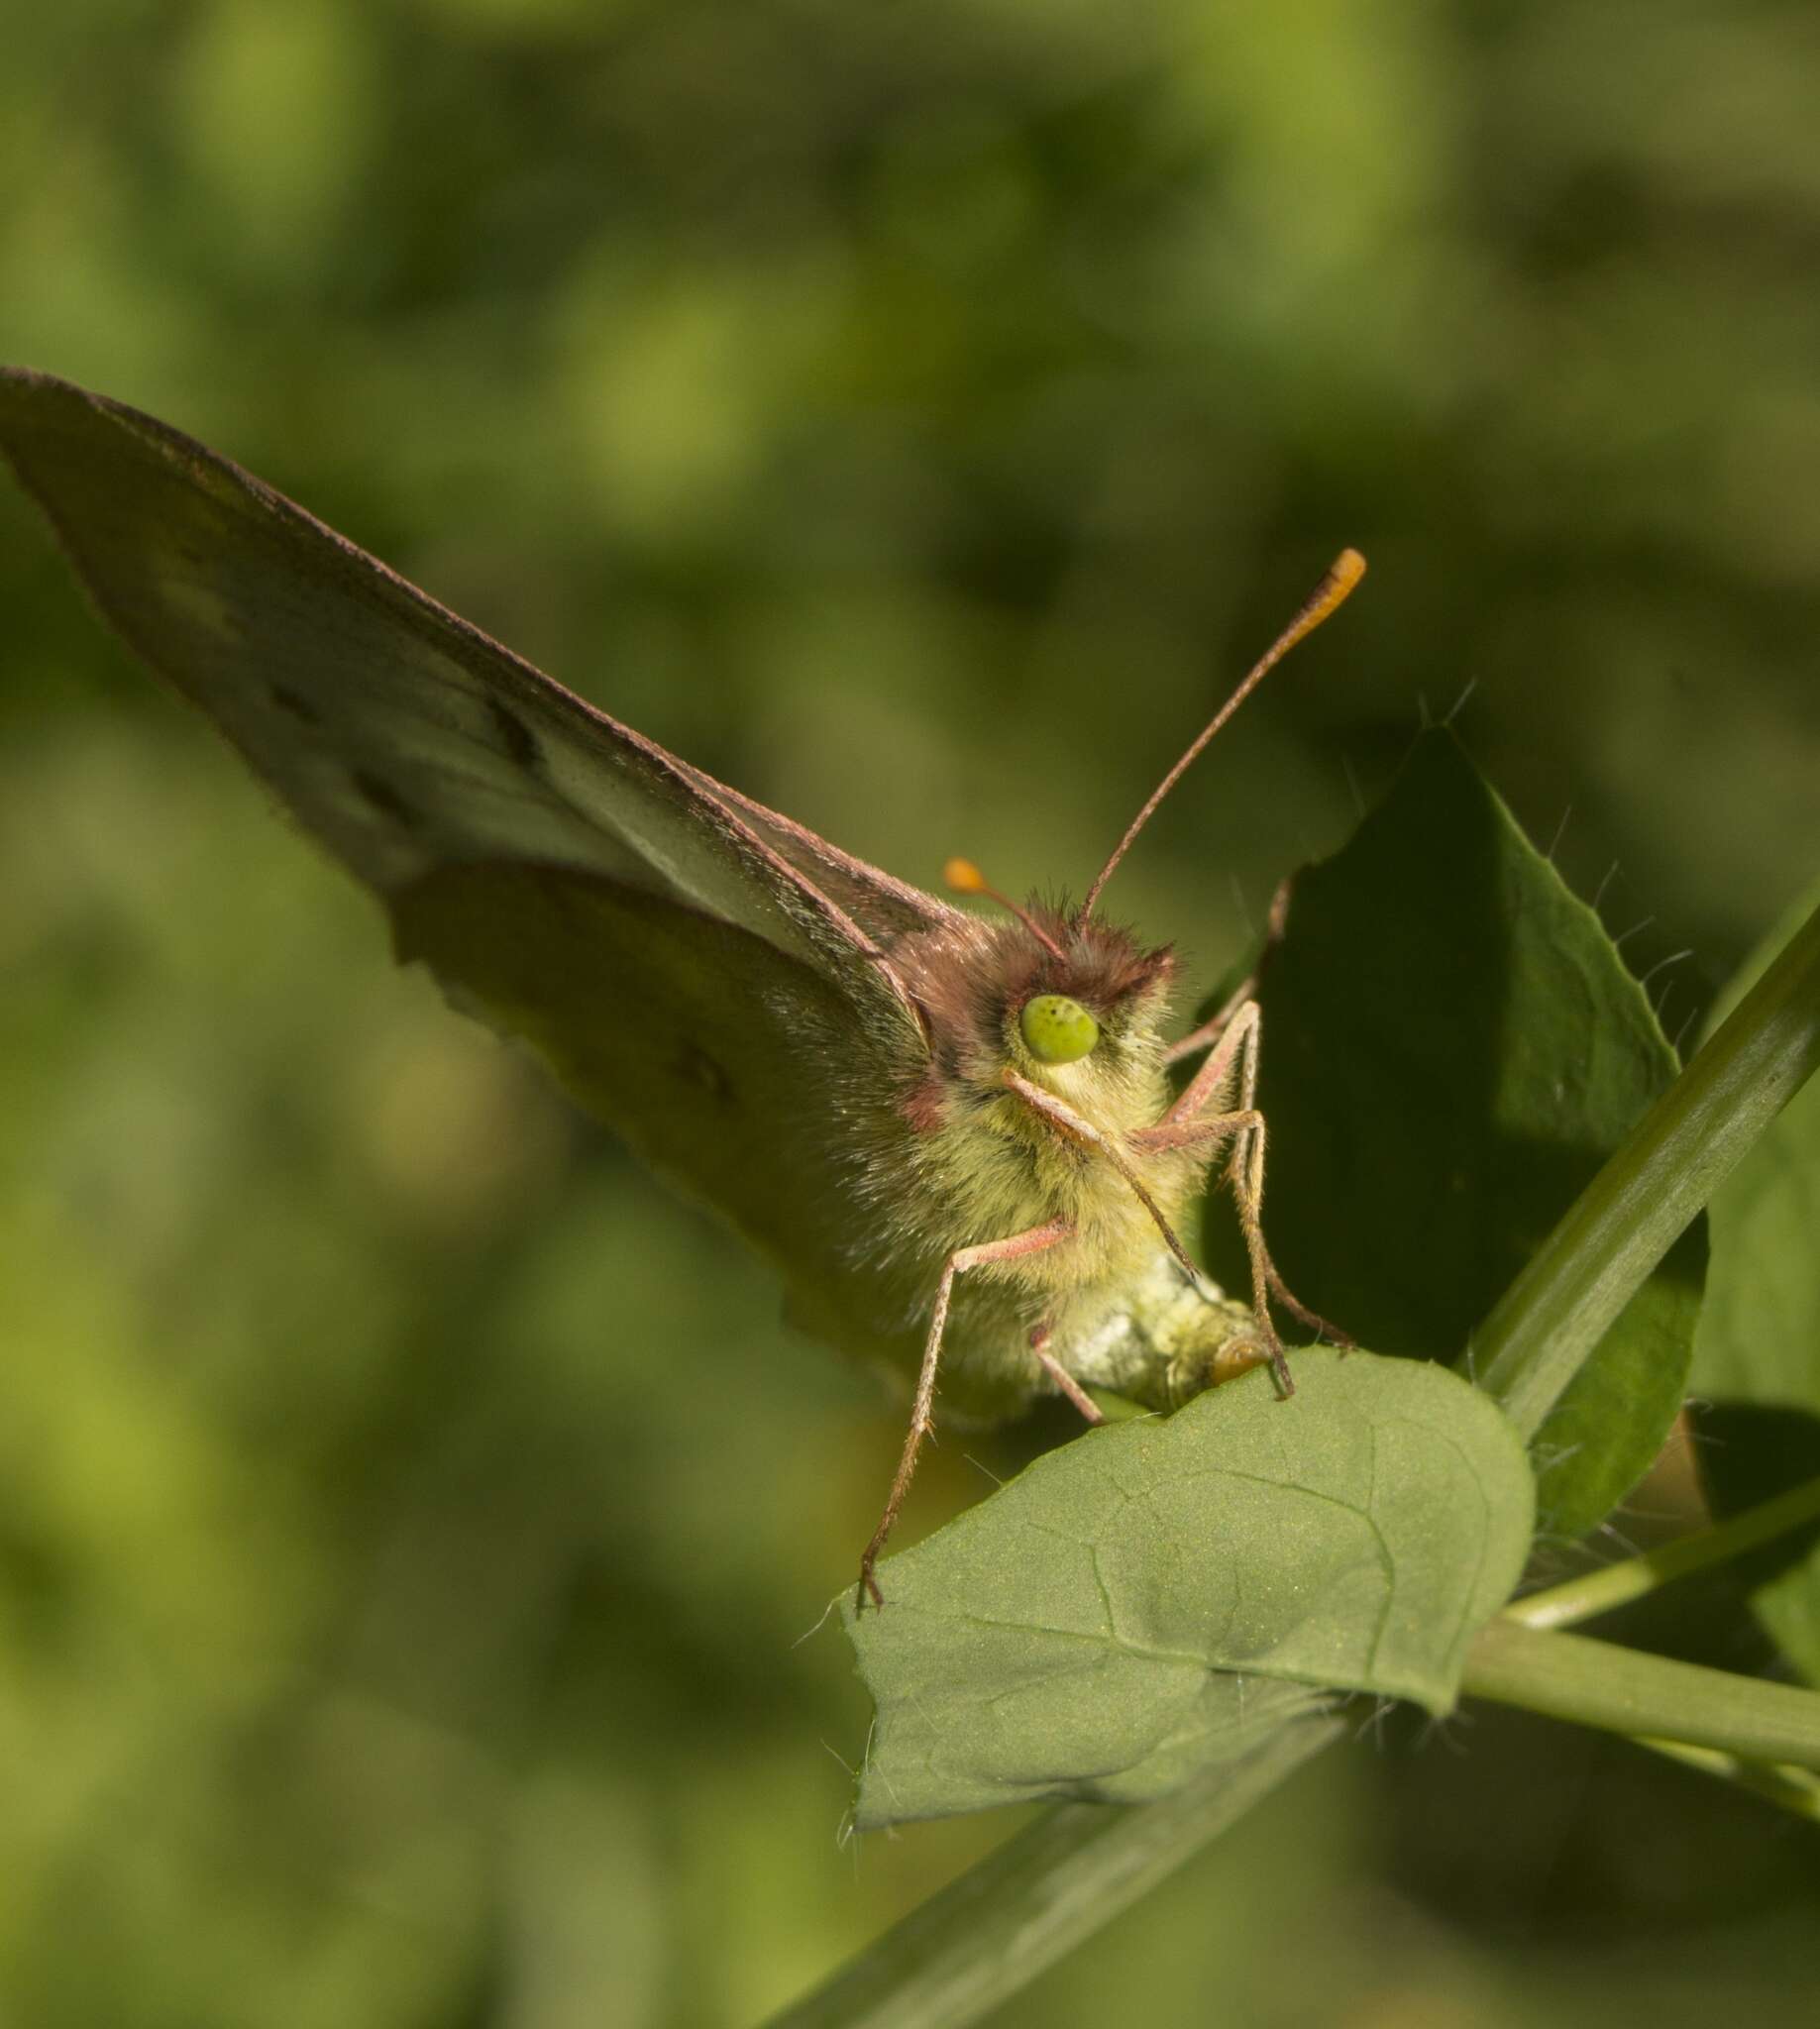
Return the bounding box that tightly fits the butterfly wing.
[393,858,939,1385]
[0,368,955,1017]
[0,366,975,1396]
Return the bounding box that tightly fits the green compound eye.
[1018,994,1100,1065]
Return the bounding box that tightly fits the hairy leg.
[1165,976,1254,1066]
[1035,1346,1107,1425]
[858,1217,1074,1609]
[1137,999,1350,1378]
[1165,876,1293,1066]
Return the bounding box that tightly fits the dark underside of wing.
[0,367,933,1031]
[391,858,939,1387]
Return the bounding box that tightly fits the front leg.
[1164,975,1253,1067]
[1160,994,1260,1129]
[858,1217,1074,1609]
[1165,876,1293,1066]
[1135,998,1350,1388]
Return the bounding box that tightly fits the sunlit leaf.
[845,1349,1531,1827]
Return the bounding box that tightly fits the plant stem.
[1505,1475,1820,1631]
[762,1715,1343,2029]
[1461,1619,1820,1770]
[1635,1738,1820,1822]
[1471,896,1820,1441]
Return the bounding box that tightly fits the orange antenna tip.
[1302,547,1366,632]
[944,856,1067,960]
[1333,546,1367,595]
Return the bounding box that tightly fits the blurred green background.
[4,3,1819,2024]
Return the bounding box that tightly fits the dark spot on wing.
[353,768,415,828]
[674,1041,732,1106]
[270,684,321,726]
[487,694,542,773]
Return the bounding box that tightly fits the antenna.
[945,857,1068,960]
[1080,549,1366,916]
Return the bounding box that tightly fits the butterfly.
[1,367,1363,1604]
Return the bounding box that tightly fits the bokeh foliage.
[4,3,1820,2025]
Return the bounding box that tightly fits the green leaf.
[1213,731,1703,1540]
[1692,877,1820,1685]
[844,1349,1532,1828]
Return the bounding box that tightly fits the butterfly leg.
[1140,1000,1349,1385]
[1033,1346,1107,1426]
[1165,876,1293,1066]
[1159,993,1257,1130]
[858,1216,1074,1610]
[1001,1068,1198,1279]
[1164,976,1253,1067]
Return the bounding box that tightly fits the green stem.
[762,1716,1343,2029]
[1505,1475,1820,1631]
[1471,895,1820,1441]
[1635,1738,1820,1822]
[1461,1619,1820,1771]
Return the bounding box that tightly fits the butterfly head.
[896,873,1175,1141]
[1010,911,1173,1098]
